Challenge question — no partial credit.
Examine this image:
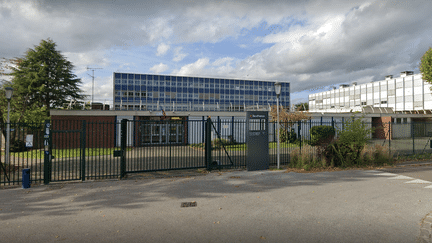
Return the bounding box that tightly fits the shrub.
[280,128,297,143]
[290,144,327,170]
[310,125,335,145]
[212,138,235,149]
[10,140,27,152]
[360,144,393,166]
[323,116,373,167]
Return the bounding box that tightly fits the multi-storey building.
[309,71,432,113]
[113,72,290,112]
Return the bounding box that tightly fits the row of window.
[114,97,288,105]
[115,91,288,100]
[114,105,268,112]
[114,73,289,87]
[114,83,288,93]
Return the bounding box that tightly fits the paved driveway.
[1,167,431,242]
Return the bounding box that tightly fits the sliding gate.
[126,119,205,173]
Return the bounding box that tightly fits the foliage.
[290,143,393,171]
[290,145,327,170]
[322,116,374,167]
[212,138,236,149]
[190,141,297,151]
[7,38,85,117]
[270,104,311,143]
[270,104,311,124]
[0,85,49,140]
[310,125,335,145]
[279,128,297,143]
[394,153,432,162]
[10,140,27,152]
[359,144,393,166]
[294,102,309,111]
[420,47,432,86]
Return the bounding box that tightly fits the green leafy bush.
[310,125,335,145]
[280,128,297,143]
[10,140,27,152]
[322,116,373,167]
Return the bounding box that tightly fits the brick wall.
[51,116,116,149]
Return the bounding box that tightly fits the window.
[128,92,134,97]
[381,101,387,104]
[141,92,146,97]
[361,102,366,105]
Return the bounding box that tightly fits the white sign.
[26,134,33,148]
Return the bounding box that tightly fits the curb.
[419,212,432,243]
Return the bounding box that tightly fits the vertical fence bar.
[412,122,415,155]
[205,117,212,170]
[81,120,86,181]
[298,121,302,152]
[120,119,127,179]
[388,121,391,158]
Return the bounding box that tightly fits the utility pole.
[86,67,103,105]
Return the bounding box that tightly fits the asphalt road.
[1,167,431,243]
[380,162,432,182]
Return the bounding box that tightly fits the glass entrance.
[140,122,184,145]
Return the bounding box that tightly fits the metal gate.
[49,120,85,182]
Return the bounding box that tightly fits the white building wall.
[309,73,432,113]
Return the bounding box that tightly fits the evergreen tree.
[9,39,85,116]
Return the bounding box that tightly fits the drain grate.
[181,201,197,207]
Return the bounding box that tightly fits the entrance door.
[140,121,184,145]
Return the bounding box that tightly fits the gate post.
[205,117,212,170]
[43,120,51,185]
[80,120,86,181]
[120,119,127,179]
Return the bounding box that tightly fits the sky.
[1,0,432,106]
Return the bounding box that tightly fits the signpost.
[246,111,269,171]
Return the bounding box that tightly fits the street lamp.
[274,82,281,169]
[5,87,13,165]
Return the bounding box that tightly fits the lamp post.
[5,87,13,165]
[274,82,281,169]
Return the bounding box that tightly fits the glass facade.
[113,72,290,111]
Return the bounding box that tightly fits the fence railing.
[2,119,432,186]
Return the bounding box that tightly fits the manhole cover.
[181,201,197,207]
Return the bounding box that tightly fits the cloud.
[156,43,170,56]
[172,58,210,76]
[173,47,188,62]
[149,63,169,74]
[3,0,432,97]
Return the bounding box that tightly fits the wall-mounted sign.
[26,134,33,148]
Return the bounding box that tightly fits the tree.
[270,104,311,143]
[420,47,432,86]
[294,102,309,111]
[8,39,85,117]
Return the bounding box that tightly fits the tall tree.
[420,47,432,87]
[8,39,85,116]
[294,102,309,111]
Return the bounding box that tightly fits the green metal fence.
[2,119,432,187]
